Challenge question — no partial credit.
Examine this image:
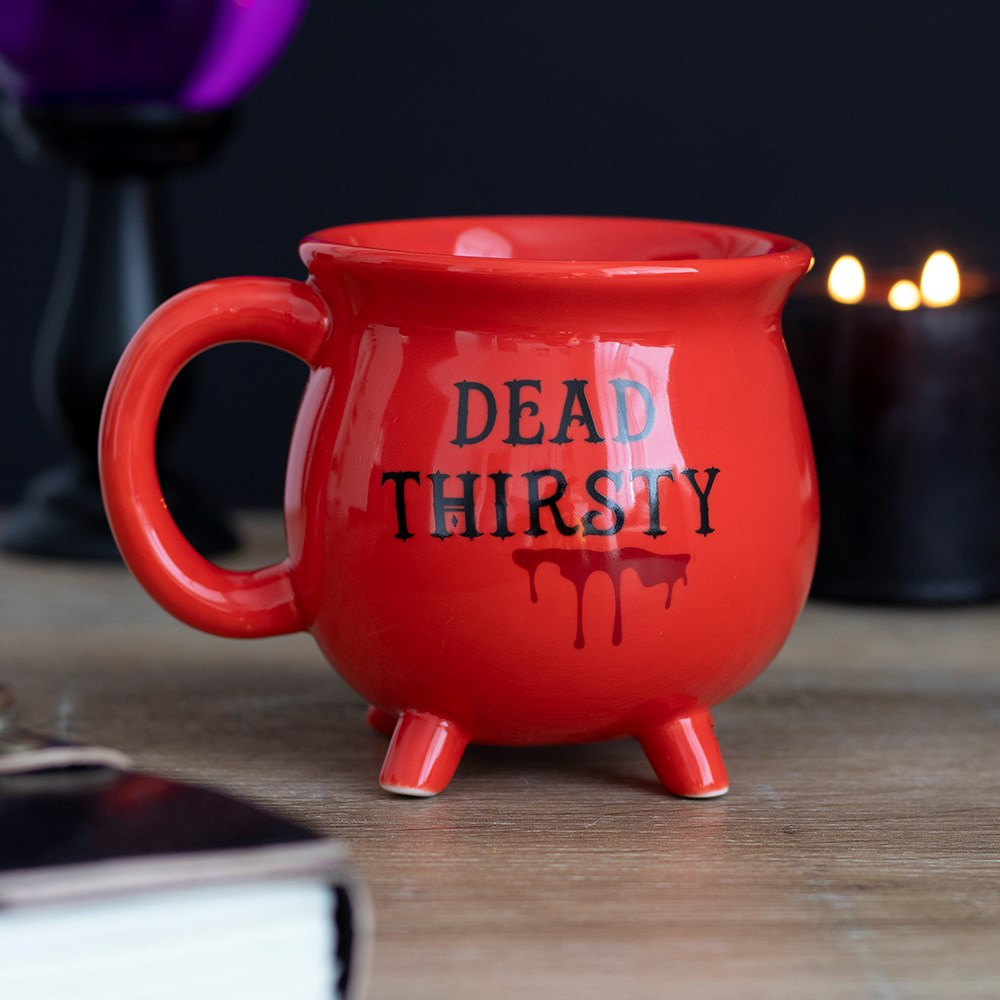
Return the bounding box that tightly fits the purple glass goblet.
[0,0,307,109]
[0,1,308,559]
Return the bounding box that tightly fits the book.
[0,697,368,1000]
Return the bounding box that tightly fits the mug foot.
[637,706,729,798]
[379,711,469,797]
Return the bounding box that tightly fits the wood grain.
[2,514,998,999]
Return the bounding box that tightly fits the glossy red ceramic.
[100,217,818,798]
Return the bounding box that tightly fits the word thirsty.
[380,378,721,540]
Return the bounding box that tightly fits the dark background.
[1,1,998,509]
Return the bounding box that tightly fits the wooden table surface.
[2,514,998,999]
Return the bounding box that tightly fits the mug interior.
[303,216,805,267]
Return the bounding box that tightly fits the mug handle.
[99,276,331,638]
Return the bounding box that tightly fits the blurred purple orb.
[0,0,308,110]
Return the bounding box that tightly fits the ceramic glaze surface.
[100,217,818,798]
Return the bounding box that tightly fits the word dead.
[451,378,656,446]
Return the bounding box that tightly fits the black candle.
[785,253,1000,604]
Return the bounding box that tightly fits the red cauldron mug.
[100,216,818,798]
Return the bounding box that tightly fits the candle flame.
[888,279,920,311]
[920,251,960,307]
[828,255,866,304]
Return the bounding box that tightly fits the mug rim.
[300,215,812,278]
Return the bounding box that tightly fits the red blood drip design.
[512,548,690,649]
